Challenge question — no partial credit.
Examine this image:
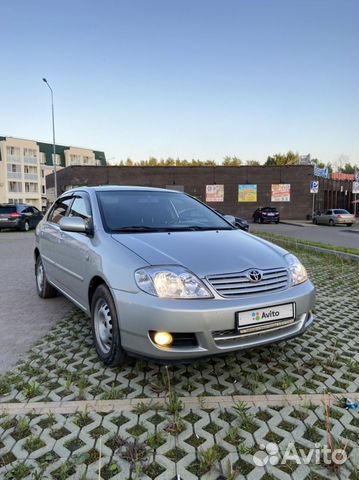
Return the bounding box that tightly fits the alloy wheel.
[94,299,113,354]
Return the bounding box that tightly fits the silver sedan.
[35,186,315,365]
[313,209,355,226]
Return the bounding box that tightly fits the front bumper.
[112,280,315,361]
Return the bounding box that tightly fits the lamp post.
[42,78,57,198]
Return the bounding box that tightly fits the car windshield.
[96,190,234,232]
[333,209,350,214]
[0,205,17,214]
[263,208,277,212]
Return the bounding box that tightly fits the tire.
[313,218,318,225]
[35,255,57,298]
[260,217,264,224]
[347,223,353,227]
[275,220,279,224]
[22,221,30,232]
[329,219,334,227]
[91,284,127,367]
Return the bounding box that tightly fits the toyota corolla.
[34,186,315,366]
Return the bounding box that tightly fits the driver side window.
[48,197,73,224]
[69,195,92,221]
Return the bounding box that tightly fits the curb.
[253,233,359,263]
[279,221,311,227]
[0,392,356,415]
[282,241,359,263]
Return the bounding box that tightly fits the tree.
[339,163,356,174]
[223,156,242,166]
[265,151,299,166]
[246,160,261,166]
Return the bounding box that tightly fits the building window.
[7,164,21,173]
[8,181,22,193]
[24,148,37,158]
[8,198,23,204]
[6,146,20,156]
[70,154,82,165]
[42,185,46,194]
[25,182,38,193]
[40,153,47,164]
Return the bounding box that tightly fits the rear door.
[31,207,43,227]
[39,196,73,283]
[54,192,93,308]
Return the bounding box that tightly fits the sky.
[0,0,358,166]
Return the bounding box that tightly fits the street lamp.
[42,78,57,198]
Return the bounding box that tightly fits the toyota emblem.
[248,270,262,282]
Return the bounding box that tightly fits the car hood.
[112,230,288,277]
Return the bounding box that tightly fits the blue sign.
[310,181,319,194]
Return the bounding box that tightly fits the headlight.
[135,266,213,299]
[285,254,308,286]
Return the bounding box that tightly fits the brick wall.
[46,165,316,219]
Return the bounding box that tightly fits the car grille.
[206,268,289,298]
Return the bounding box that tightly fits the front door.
[54,193,93,308]
[39,196,73,284]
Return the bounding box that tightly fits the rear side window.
[69,195,92,220]
[48,197,73,224]
[0,205,17,214]
[325,210,332,215]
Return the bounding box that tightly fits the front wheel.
[91,284,127,367]
[35,255,57,298]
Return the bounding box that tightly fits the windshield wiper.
[170,226,233,231]
[112,226,170,233]
[112,225,234,233]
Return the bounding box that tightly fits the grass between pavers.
[1,401,359,479]
[252,230,359,256]
[0,246,358,478]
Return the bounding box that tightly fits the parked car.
[312,209,355,226]
[34,186,315,366]
[0,203,43,231]
[215,211,249,231]
[253,207,280,224]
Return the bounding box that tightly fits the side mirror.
[224,214,236,226]
[59,216,92,235]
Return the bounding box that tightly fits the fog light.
[153,331,173,346]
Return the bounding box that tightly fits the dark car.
[253,207,280,224]
[0,203,43,231]
[215,211,249,231]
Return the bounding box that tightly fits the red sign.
[331,172,355,181]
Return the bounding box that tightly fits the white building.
[0,136,106,210]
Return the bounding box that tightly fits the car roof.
[64,185,182,195]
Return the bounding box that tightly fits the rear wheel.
[329,219,334,227]
[22,221,30,232]
[35,255,57,298]
[91,284,127,367]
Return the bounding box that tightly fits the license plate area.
[236,303,295,331]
